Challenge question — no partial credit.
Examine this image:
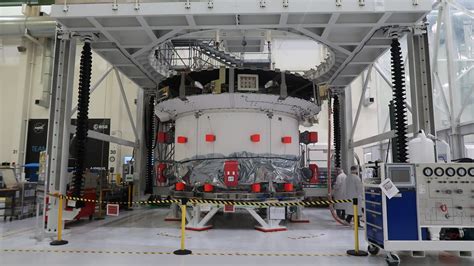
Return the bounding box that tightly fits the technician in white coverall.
[333,168,347,219]
[344,165,364,225]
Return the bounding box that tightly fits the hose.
[333,95,342,169]
[71,41,92,204]
[144,95,155,194]
[327,95,350,226]
[390,38,408,163]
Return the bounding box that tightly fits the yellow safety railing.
[46,193,365,256]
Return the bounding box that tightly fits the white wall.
[0,36,138,175]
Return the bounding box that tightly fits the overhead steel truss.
[50,0,433,88]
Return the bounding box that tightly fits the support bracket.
[186,205,218,231]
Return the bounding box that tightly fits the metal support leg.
[164,203,181,221]
[289,206,310,223]
[115,68,139,141]
[135,89,146,196]
[185,205,217,231]
[45,32,78,234]
[340,87,354,173]
[247,208,287,232]
[444,2,464,159]
[279,71,288,100]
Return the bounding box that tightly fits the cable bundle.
[72,42,92,202]
[333,95,341,169]
[390,38,408,163]
[144,96,155,194]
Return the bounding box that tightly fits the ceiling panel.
[108,30,151,46]
[95,17,141,28]
[287,14,332,25]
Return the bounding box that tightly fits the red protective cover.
[157,132,167,143]
[309,164,320,184]
[177,136,187,143]
[156,163,167,183]
[204,183,214,192]
[175,182,186,191]
[309,132,318,143]
[224,160,239,187]
[205,134,216,142]
[281,136,292,144]
[251,183,261,193]
[250,134,260,142]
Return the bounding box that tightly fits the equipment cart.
[364,163,474,266]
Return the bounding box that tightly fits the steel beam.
[45,32,76,234]
[229,67,235,93]
[431,3,444,77]
[433,72,452,117]
[444,2,464,158]
[373,63,392,88]
[135,89,147,195]
[350,65,373,141]
[456,86,474,123]
[447,0,474,20]
[71,66,113,116]
[373,62,413,114]
[340,87,354,173]
[352,124,415,148]
[279,71,288,100]
[69,125,137,148]
[114,68,139,141]
[434,121,474,154]
[407,27,435,135]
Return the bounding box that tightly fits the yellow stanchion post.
[95,190,105,220]
[127,183,133,210]
[347,198,368,256]
[173,199,192,255]
[50,194,68,246]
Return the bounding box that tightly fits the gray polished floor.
[0,207,473,265]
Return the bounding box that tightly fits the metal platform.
[50,0,432,88]
[171,190,305,200]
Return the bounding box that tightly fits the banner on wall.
[71,118,111,171]
[25,119,48,181]
[25,118,111,181]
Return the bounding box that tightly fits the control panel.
[416,163,474,226]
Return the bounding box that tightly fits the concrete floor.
[0,207,473,266]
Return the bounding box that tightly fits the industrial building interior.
[1,0,474,265]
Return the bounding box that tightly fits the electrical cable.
[71,41,92,205]
[144,95,155,194]
[390,38,408,163]
[326,95,350,227]
[333,95,342,169]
